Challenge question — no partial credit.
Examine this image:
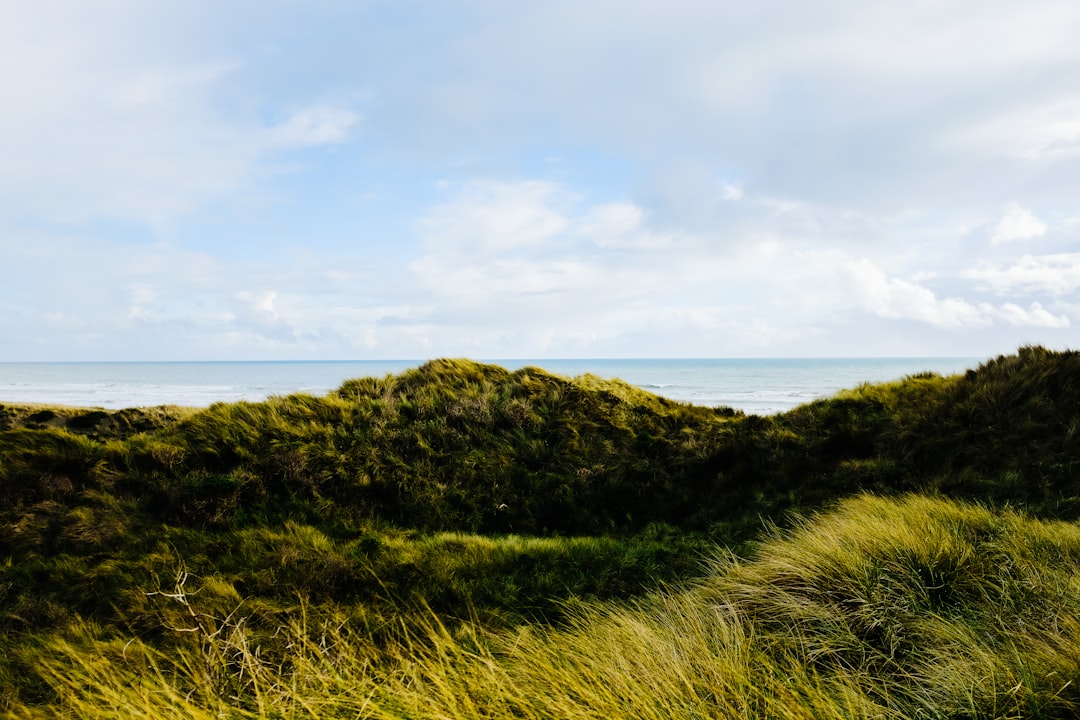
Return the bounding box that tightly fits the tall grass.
[8,348,1080,715]
[11,495,1080,719]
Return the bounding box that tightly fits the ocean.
[0,357,983,415]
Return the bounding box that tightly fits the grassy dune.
[3,346,1080,717]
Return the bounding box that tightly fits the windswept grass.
[12,495,1080,719]
[0,403,195,440]
[7,349,1080,547]
[6,347,1080,715]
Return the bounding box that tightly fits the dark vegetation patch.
[0,403,192,440]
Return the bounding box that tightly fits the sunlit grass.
[7,347,1080,716]
[11,495,1080,719]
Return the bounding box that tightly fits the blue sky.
[3,0,1080,360]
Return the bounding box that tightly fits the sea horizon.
[0,356,986,415]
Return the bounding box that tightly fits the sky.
[3,1,1080,361]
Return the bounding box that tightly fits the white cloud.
[404,179,779,353]
[848,259,1070,329]
[576,202,677,249]
[419,180,572,253]
[410,181,634,312]
[998,302,1070,328]
[399,179,928,355]
[0,4,362,226]
[992,203,1047,244]
[266,107,360,148]
[965,253,1080,296]
[127,284,158,321]
[719,182,744,201]
[236,290,281,319]
[956,96,1080,162]
[0,57,253,224]
[848,259,990,329]
[233,290,299,343]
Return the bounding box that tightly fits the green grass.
[7,349,1080,541]
[10,495,1080,719]
[5,347,1080,716]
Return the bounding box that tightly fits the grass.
[4,346,1080,716]
[10,495,1080,719]
[8,349,1080,540]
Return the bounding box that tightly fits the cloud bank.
[2,1,1080,360]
